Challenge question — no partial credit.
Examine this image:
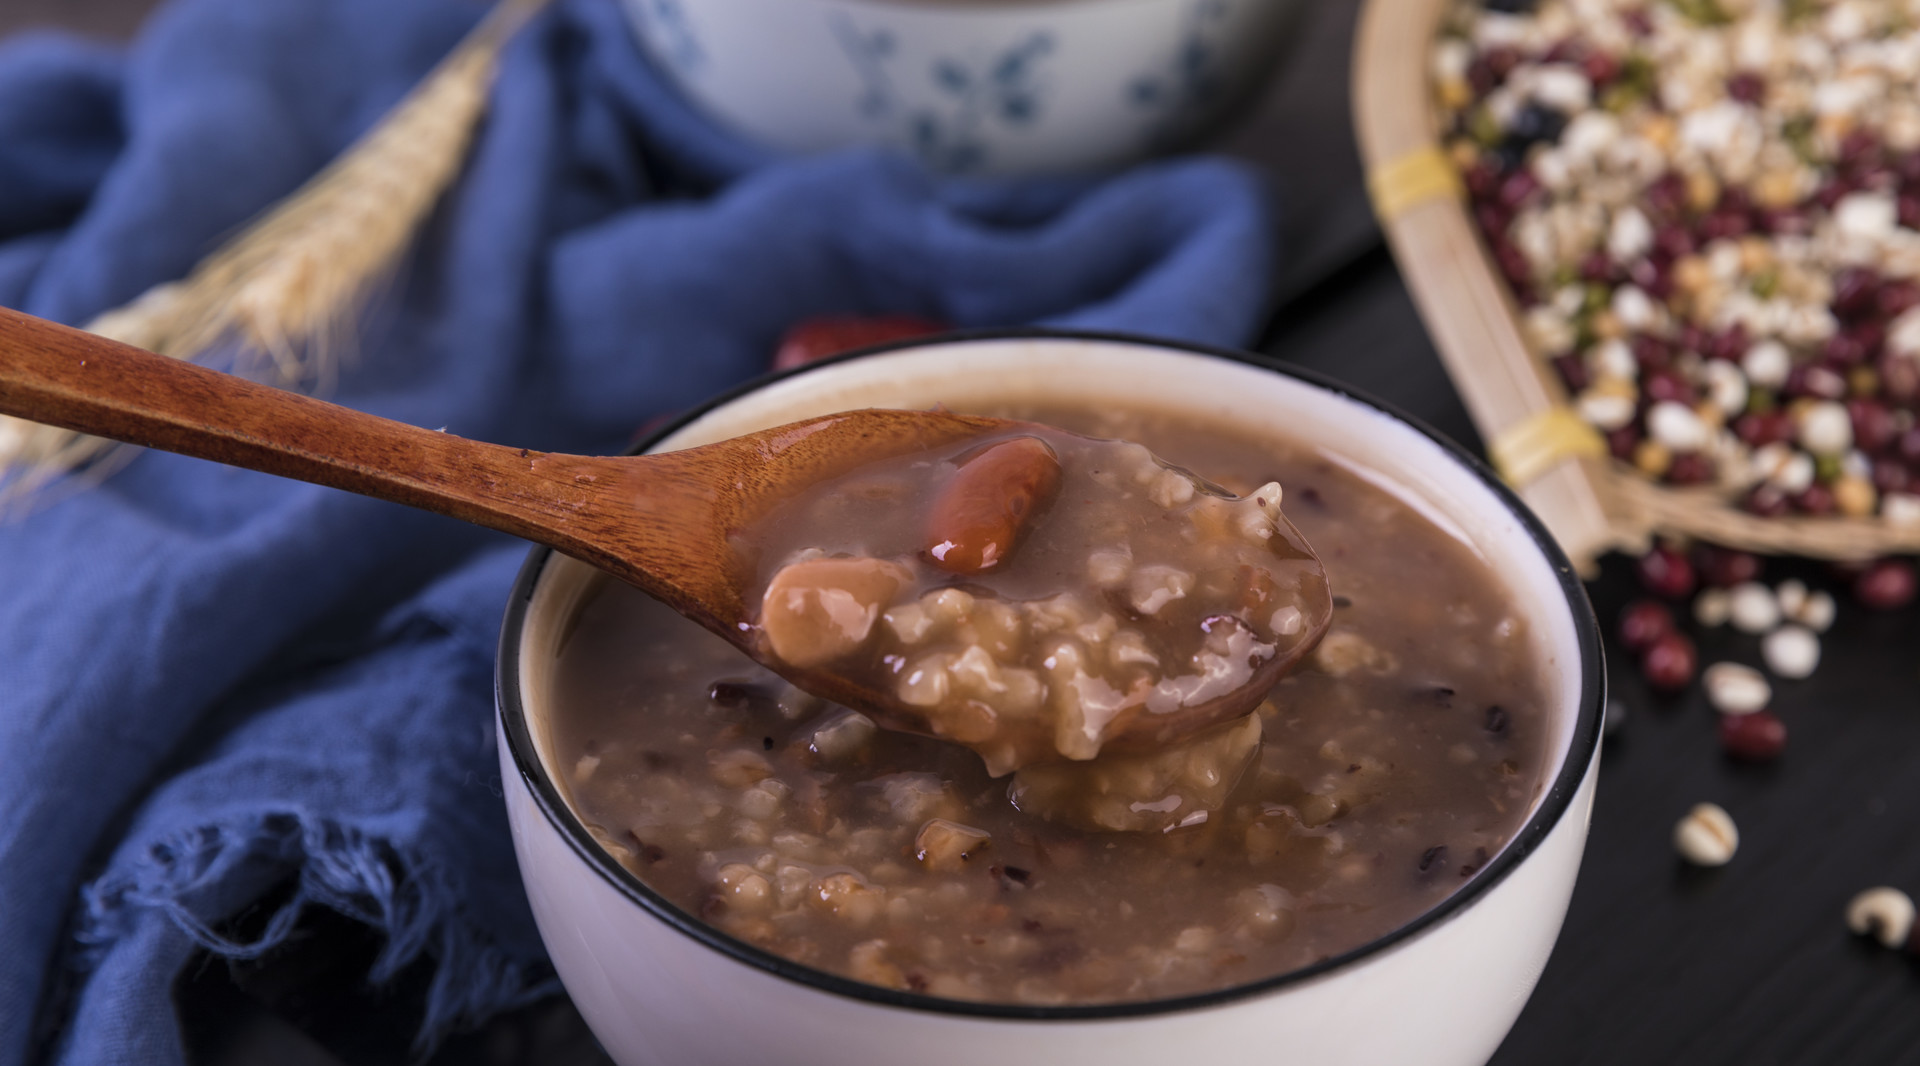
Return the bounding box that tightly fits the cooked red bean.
[923,436,1062,575]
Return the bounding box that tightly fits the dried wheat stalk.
[0,0,552,506]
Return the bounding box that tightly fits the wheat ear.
[0,0,553,506]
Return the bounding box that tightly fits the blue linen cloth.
[0,0,1276,1062]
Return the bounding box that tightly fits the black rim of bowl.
[495,327,1607,1022]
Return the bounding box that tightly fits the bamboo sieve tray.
[1351,0,1920,576]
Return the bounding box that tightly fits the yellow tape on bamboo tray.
[1366,146,1463,221]
[1490,408,1606,488]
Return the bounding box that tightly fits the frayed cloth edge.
[74,812,556,1052]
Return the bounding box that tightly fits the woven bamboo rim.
[1351,0,1920,574]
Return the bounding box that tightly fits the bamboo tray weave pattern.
[1351,0,1920,575]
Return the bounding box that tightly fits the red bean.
[1873,457,1911,495]
[1654,225,1696,259]
[1744,485,1791,518]
[1641,632,1697,692]
[1636,545,1697,599]
[1855,558,1918,610]
[1880,353,1920,404]
[1631,333,1673,370]
[1821,331,1871,368]
[1833,266,1881,319]
[923,437,1062,575]
[1706,324,1749,363]
[1464,159,1504,201]
[1644,369,1697,405]
[1552,352,1590,392]
[1900,192,1920,231]
[1849,398,1898,454]
[1718,710,1787,762]
[1879,279,1920,319]
[1793,483,1837,516]
[1606,425,1641,461]
[1694,544,1763,588]
[1618,600,1676,652]
[1583,50,1621,85]
[1726,71,1766,103]
[1698,209,1750,241]
[1577,250,1614,283]
[1667,452,1715,485]
[1497,170,1543,210]
[1734,410,1794,448]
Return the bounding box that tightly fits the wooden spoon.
[0,307,1309,756]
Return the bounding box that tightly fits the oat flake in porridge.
[548,405,1552,1006]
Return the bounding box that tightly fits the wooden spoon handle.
[0,306,592,539]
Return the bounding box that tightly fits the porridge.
[748,422,1332,775]
[546,405,1553,1006]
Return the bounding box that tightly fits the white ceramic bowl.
[497,332,1605,1066]
[619,0,1300,174]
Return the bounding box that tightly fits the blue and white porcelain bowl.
[621,0,1300,174]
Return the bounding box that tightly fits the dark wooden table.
[9,2,1920,1064]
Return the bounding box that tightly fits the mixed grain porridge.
[547,405,1554,1005]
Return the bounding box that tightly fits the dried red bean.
[1879,353,1920,403]
[1636,545,1697,600]
[1839,129,1883,167]
[1654,224,1697,259]
[1668,453,1715,485]
[1641,632,1697,692]
[1607,425,1641,461]
[1706,325,1748,363]
[1758,206,1813,236]
[1744,484,1791,518]
[1833,267,1881,319]
[1694,545,1763,588]
[1643,369,1697,405]
[1822,332,1871,368]
[1874,458,1912,495]
[1577,250,1614,283]
[1698,209,1750,241]
[1463,160,1503,201]
[1793,483,1837,516]
[1855,559,1918,610]
[1879,280,1920,319]
[1734,411,1794,448]
[1583,50,1621,85]
[1899,193,1920,231]
[1497,170,1542,210]
[1718,710,1787,762]
[1725,71,1765,103]
[1618,599,1676,652]
[1817,178,1860,211]
[1552,352,1591,392]
[1643,172,1688,219]
[1849,399,1899,454]
[1631,334,1673,370]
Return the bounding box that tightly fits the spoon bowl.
[0,308,1318,759]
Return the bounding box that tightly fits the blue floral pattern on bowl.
[1127,0,1233,143]
[831,14,1054,173]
